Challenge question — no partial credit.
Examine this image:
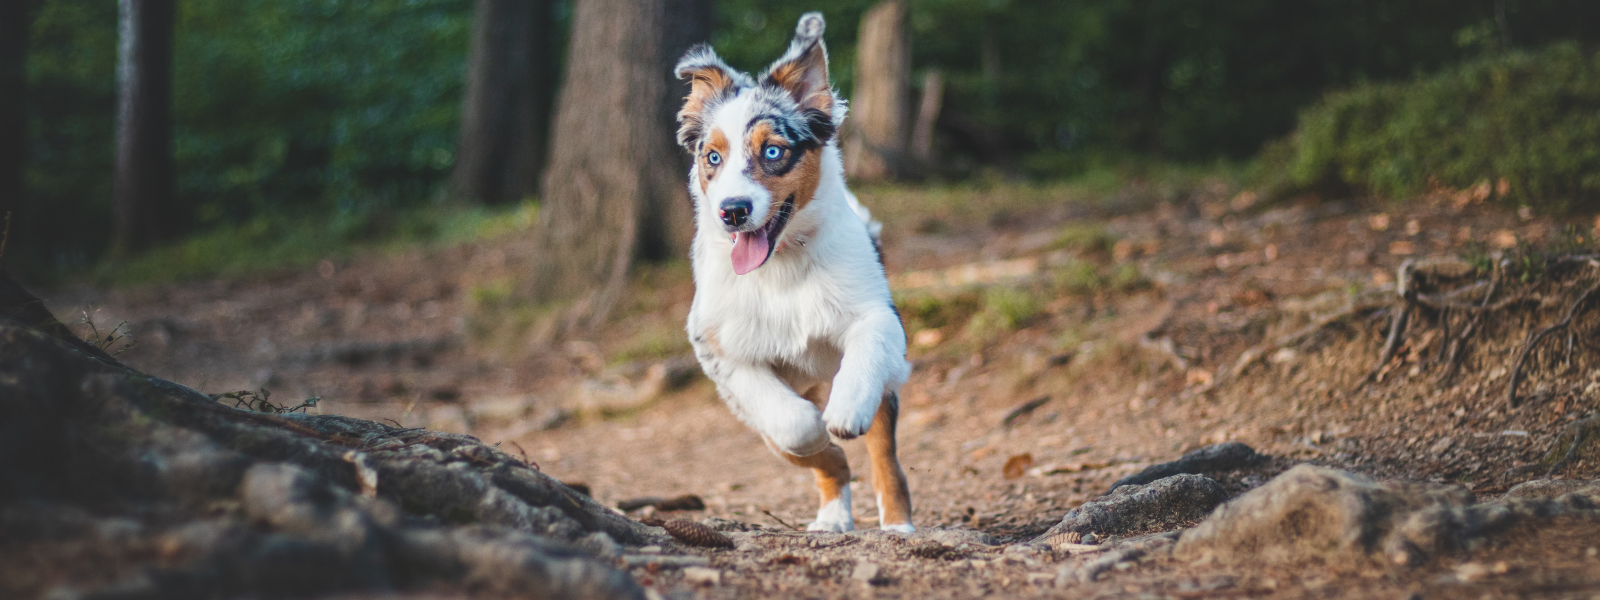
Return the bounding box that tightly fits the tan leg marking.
[863,395,912,528]
[776,383,850,506]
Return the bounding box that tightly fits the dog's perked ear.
[761,12,836,143]
[675,44,744,152]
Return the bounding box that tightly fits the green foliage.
[91,202,533,286]
[1280,43,1600,211]
[966,285,1041,335]
[1052,223,1115,255]
[895,289,981,333]
[1051,257,1147,296]
[22,0,473,277]
[715,0,1600,166]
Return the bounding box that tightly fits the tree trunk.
[112,0,177,254]
[526,0,711,330]
[910,69,943,164]
[845,0,911,181]
[448,0,557,206]
[0,0,32,243]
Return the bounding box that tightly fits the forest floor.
[41,179,1600,599]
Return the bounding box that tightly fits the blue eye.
[706,151,721,166]
[764,145,783,160]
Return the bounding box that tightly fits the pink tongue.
[730,229,772,275]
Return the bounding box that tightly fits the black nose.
[719,198,752,228]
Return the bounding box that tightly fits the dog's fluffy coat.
[674,13,913,532]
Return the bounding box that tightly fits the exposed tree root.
[1545,414,1599,477]
[1506,277,1600,407]
[0,273,659,599]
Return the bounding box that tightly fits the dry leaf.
[1002,453,1034,480]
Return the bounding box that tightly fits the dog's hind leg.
[864,392,913,532]
[773,442,854,532]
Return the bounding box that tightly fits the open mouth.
[729,195,795,275]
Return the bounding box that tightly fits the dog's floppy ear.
[762,12,836,142]
[675,44,740,151]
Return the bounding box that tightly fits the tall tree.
[449,0,557,206]
[0,0,33,241]
[112,0,176,254]
[845,0,910,181]
[524,0,711,330]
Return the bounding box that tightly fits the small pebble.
[851,561,881,583]
[682,567,721,586]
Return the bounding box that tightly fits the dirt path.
[42,186,1600,598]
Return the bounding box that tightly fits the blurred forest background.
[4,0,1599,290]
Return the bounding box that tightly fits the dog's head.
[675,13,840,275]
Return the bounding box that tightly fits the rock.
[851,561,883,584]
[1174,464,1600,567]
[1080,533,1098,545]
[1112,442,1261,490]
[1030,474,1227,545]
[1058,547,1144,584]
[702,517,759,532]
[1503,479,1600,499]
[681,566,722,586]
[916,526,998,547]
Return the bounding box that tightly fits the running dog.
[673,12,913,533]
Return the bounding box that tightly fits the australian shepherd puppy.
[673,13,913,533]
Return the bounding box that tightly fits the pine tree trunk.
[112,0,177,254]
[526,0,711,330]
[449,0,557,206]
[845,0,911,181]
[0,0,33,242]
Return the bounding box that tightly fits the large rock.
[1174,464,1600,566]
[1031,474,1227,545]
[1111,442,1261,490]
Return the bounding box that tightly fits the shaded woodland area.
[6,2,1600,600]
[7,1,1600,293]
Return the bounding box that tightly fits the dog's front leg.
[707,361,833,458]
[822,309,911,439]
[704,360,856,531]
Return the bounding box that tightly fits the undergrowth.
[1268,43,1600,212]
[88,201,536,286]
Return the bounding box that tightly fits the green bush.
[1280,43,1600,211]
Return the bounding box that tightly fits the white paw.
[807,518,854,532]
[880,523,915,534]
[821,392,877,440]
[807,490,854,532]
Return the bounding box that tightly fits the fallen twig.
[760,509,800,531]
[1001,395,1052,428]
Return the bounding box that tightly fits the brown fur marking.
[745,123,822,215]
[698,130,729,195]
[863,396,912,527]
[777,442,850,504]
[767,49,832,114]
[679,67,734,125]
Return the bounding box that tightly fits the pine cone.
[1042,530,1083,547]
[663,519,735,549]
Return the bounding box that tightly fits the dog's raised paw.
[822,402,875,440]
[826,423,867,440]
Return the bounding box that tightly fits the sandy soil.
[44,184,1600,599]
